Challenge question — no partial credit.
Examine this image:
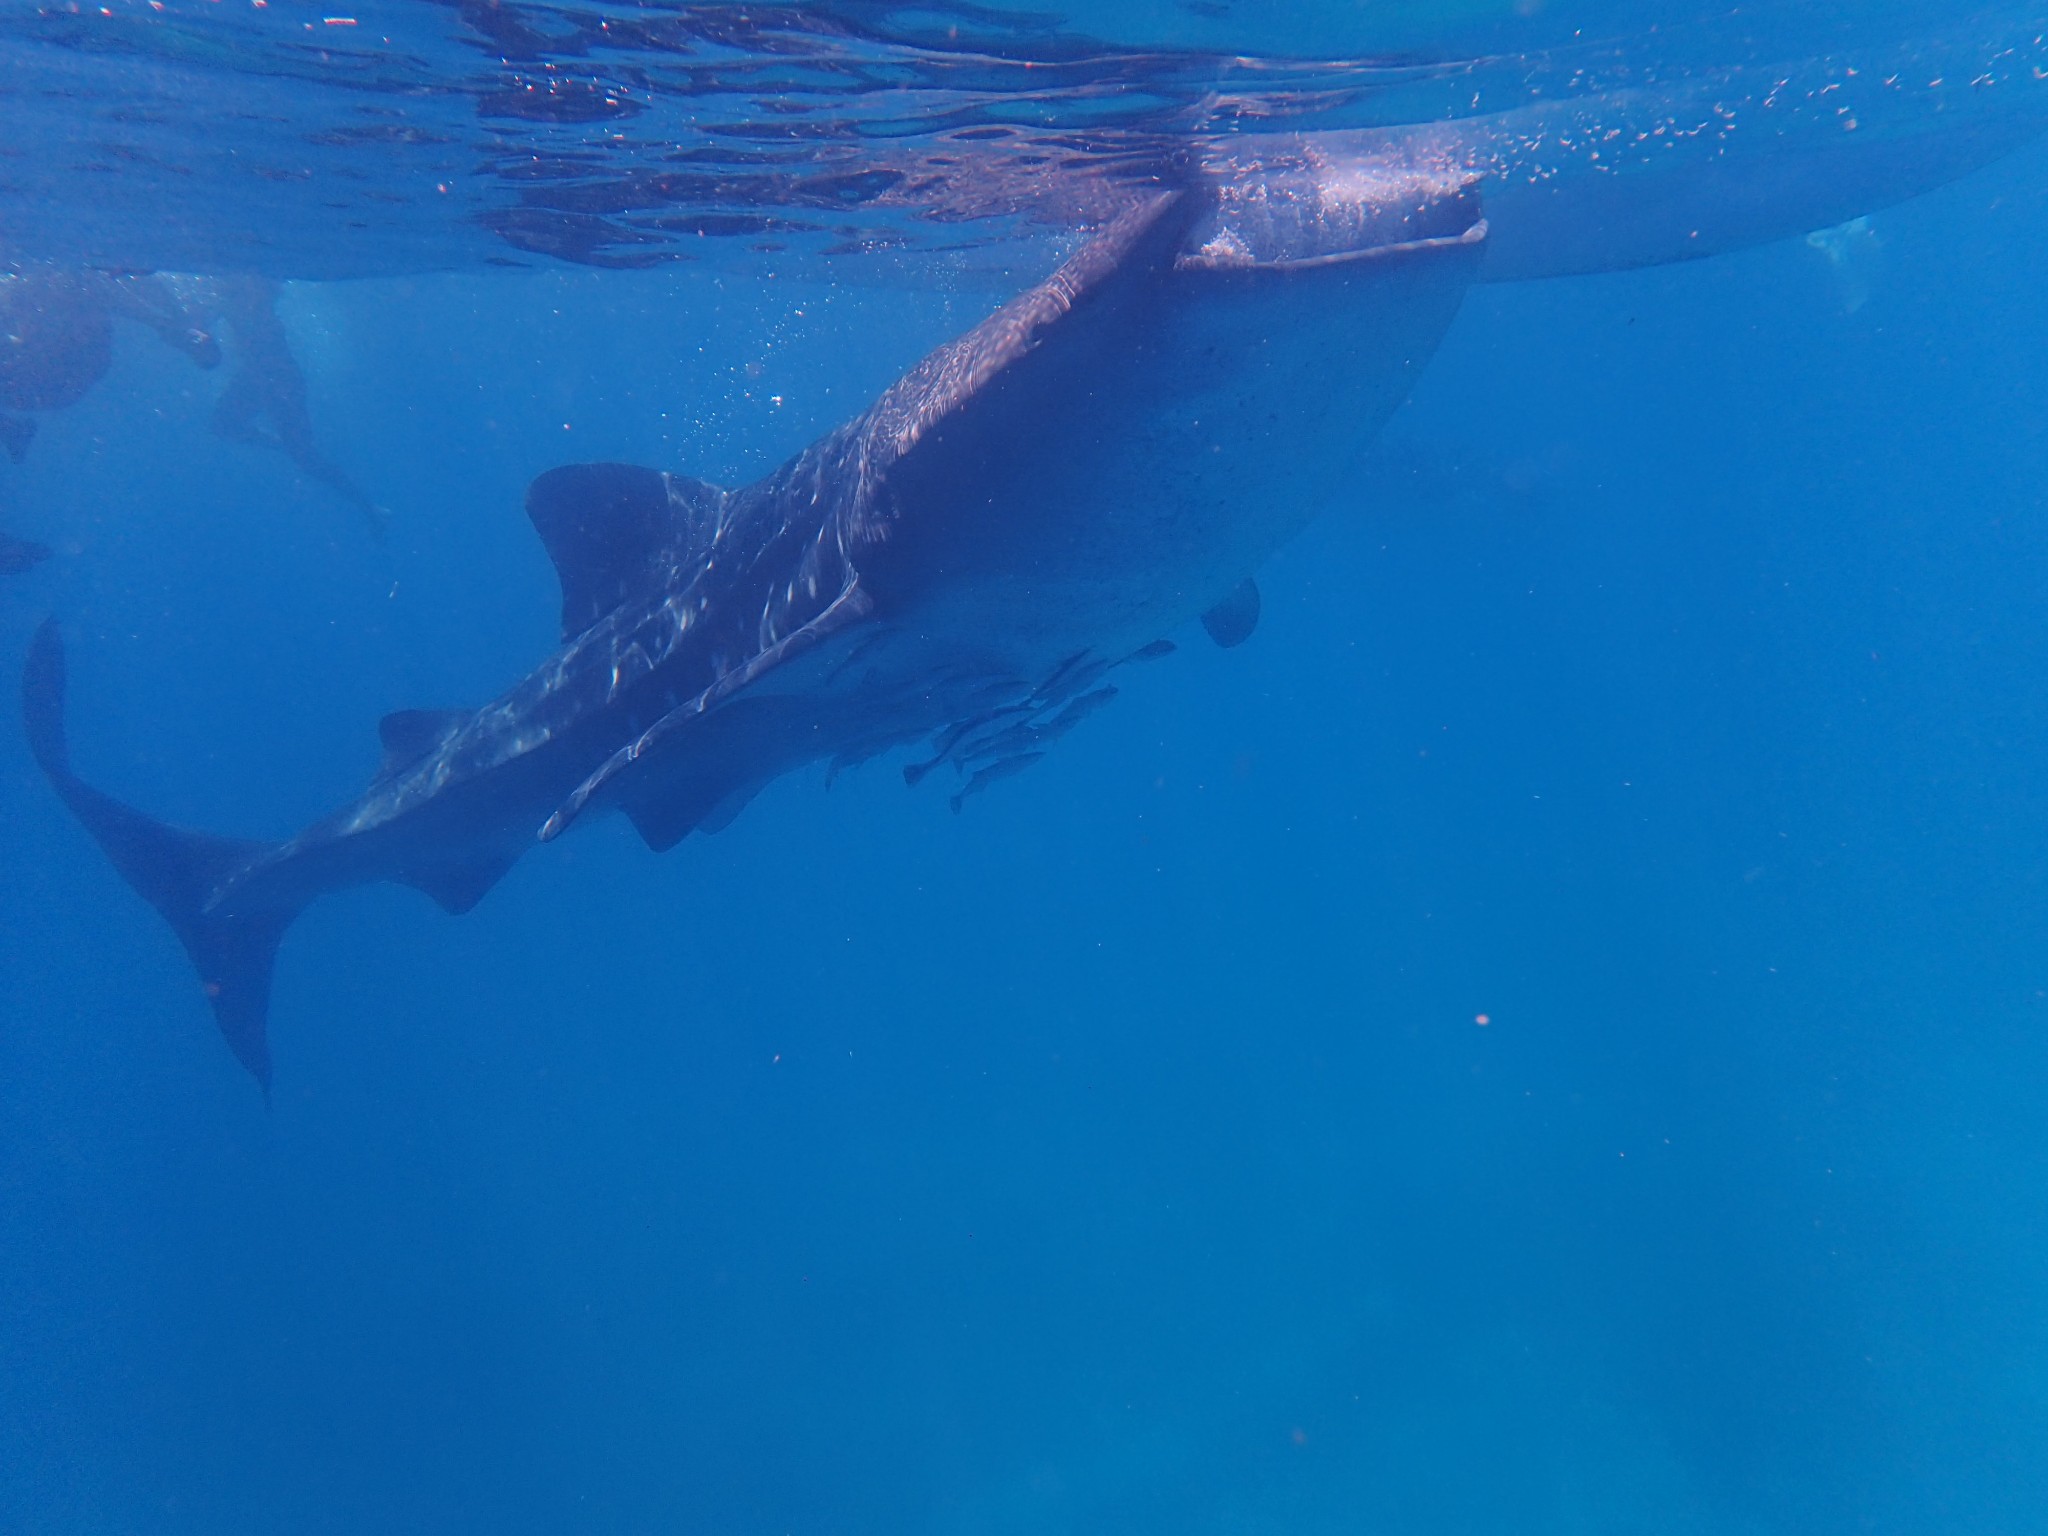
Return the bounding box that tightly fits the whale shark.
[23,81,2048,1085]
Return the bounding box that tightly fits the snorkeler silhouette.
[0,267,220,462]
[0,267,380,569]
[200,277,384,536]
[1,268,218,574]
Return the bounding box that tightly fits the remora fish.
[21,86,2045,1084]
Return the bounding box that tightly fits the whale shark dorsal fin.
[525,461,728,639]
[377,707,467,775]
[1200,577,1261,648]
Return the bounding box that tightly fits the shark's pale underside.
[24,49,2048,1085]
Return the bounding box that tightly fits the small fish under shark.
[22,51,2048,1086]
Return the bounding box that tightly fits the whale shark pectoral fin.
[1200,578,1261,648]
[613,768,768,851]
[609,698,783,852]
[620,794,698,853]
[616,774,765,851]
[695,780,766,836]
[526,461,729,639]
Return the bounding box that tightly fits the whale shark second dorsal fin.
[525,461,729,639]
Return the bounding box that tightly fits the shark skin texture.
[22,84,2048,1086]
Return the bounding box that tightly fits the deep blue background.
[4,127,2047,1536]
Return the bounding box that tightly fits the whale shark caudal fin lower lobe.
[22,620,299,1090]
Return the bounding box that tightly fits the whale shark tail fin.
[23,620,298,1090]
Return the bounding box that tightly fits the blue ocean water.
[4,3,2048,1533]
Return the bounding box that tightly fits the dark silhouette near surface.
[0,268,379,573]
[0,267,220,574]
[0,531,51,575]
[0,268,220,462]
[204,277,384,536]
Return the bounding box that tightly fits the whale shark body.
[24,49,2048,1086]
